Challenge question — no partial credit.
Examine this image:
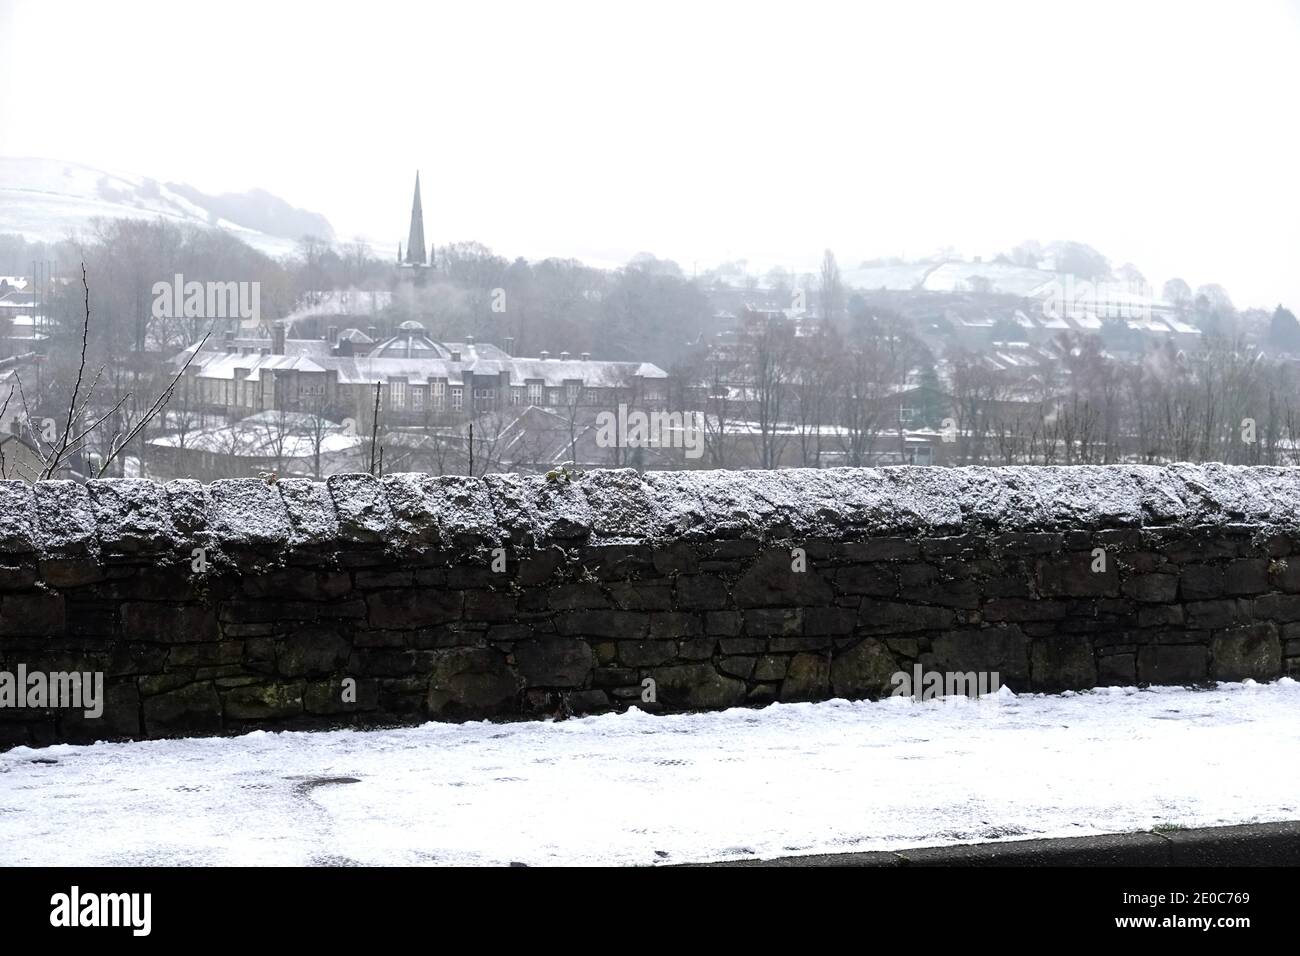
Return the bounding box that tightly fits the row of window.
[359,380,568,412]
[197,374,664,412]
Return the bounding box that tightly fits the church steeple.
[405,171,427,266]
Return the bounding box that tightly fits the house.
[0,432,49,481]
[146,410,366,481]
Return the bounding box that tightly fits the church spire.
[405,171,426,266]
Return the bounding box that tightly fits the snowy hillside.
[0,157,333,259]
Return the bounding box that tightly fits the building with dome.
[152,175,674,476]
[171,317,668,426]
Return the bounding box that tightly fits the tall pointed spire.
[405,171,426,266]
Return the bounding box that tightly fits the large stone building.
[171,170,668,422]
[173,321,668,423]
[151,173,675,480]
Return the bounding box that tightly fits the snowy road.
[2,681,1298,866]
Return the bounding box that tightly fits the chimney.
[504,336,515,356]
[328,325,338,345]
[540,350,550,361]
[466,333,474,345]
[580,352,590,361]
[368,326,378,341]
[560,351,570,361]
[271,325,286,355]
[224,330,236,353]
[450,350,461,362]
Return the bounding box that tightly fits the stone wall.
[1,464,1298,748]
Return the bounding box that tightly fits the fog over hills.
[0,157,334,257]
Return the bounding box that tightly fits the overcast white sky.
[1,0,1298,308]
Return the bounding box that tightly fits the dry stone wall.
[1,464,1298,748]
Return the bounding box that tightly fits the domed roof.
[369,321,450,359]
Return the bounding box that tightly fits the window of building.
[412,386,425,411]
[390,380,407,409]
[527,381,543,405]
[473,387,494,408]
[451,386,463,410]
[511,386,524,406]
[432,381,446,409]
[565,380,582,404]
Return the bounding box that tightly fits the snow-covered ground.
[2,681,1298,866]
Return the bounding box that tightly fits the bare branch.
[42,263,93,480]
[96,330,211,478]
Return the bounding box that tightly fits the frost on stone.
[398,475,501,550]
[3,464,1299,561]
[691,469,791,539]
[327,474,393,543]
[1128,465,1192,525]
[380,473,440,548]
[776,469,866,535]
[642,471,708,539]
[761,468,888,537]
[277,478,339,548]
[1200,463,1283,525]
[936,466,1142,532]
[33,481,98,558]
[1008,466,1146,530]
[1165,463,1276,526]
[877,468,964,534]
[945,467,1014,531]
[580,469,655,544]
[1168,462,1237,524]
[1240,468,1300,526]
[164,480,210,537]
[784,469,897,536]
[0,481,36,554]
[207,479,291,547]
[87,479,179,555]
[484,472,593,545]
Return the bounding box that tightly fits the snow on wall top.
[3,464,1299,562]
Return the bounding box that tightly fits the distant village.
[1,176,1298,483]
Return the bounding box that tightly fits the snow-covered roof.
[147,414,363,458]
[188,354,328,380]
[180,346,667,387]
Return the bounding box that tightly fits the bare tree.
[792,323,837,467]
[819,249,843,323]
[747,316,795,469]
